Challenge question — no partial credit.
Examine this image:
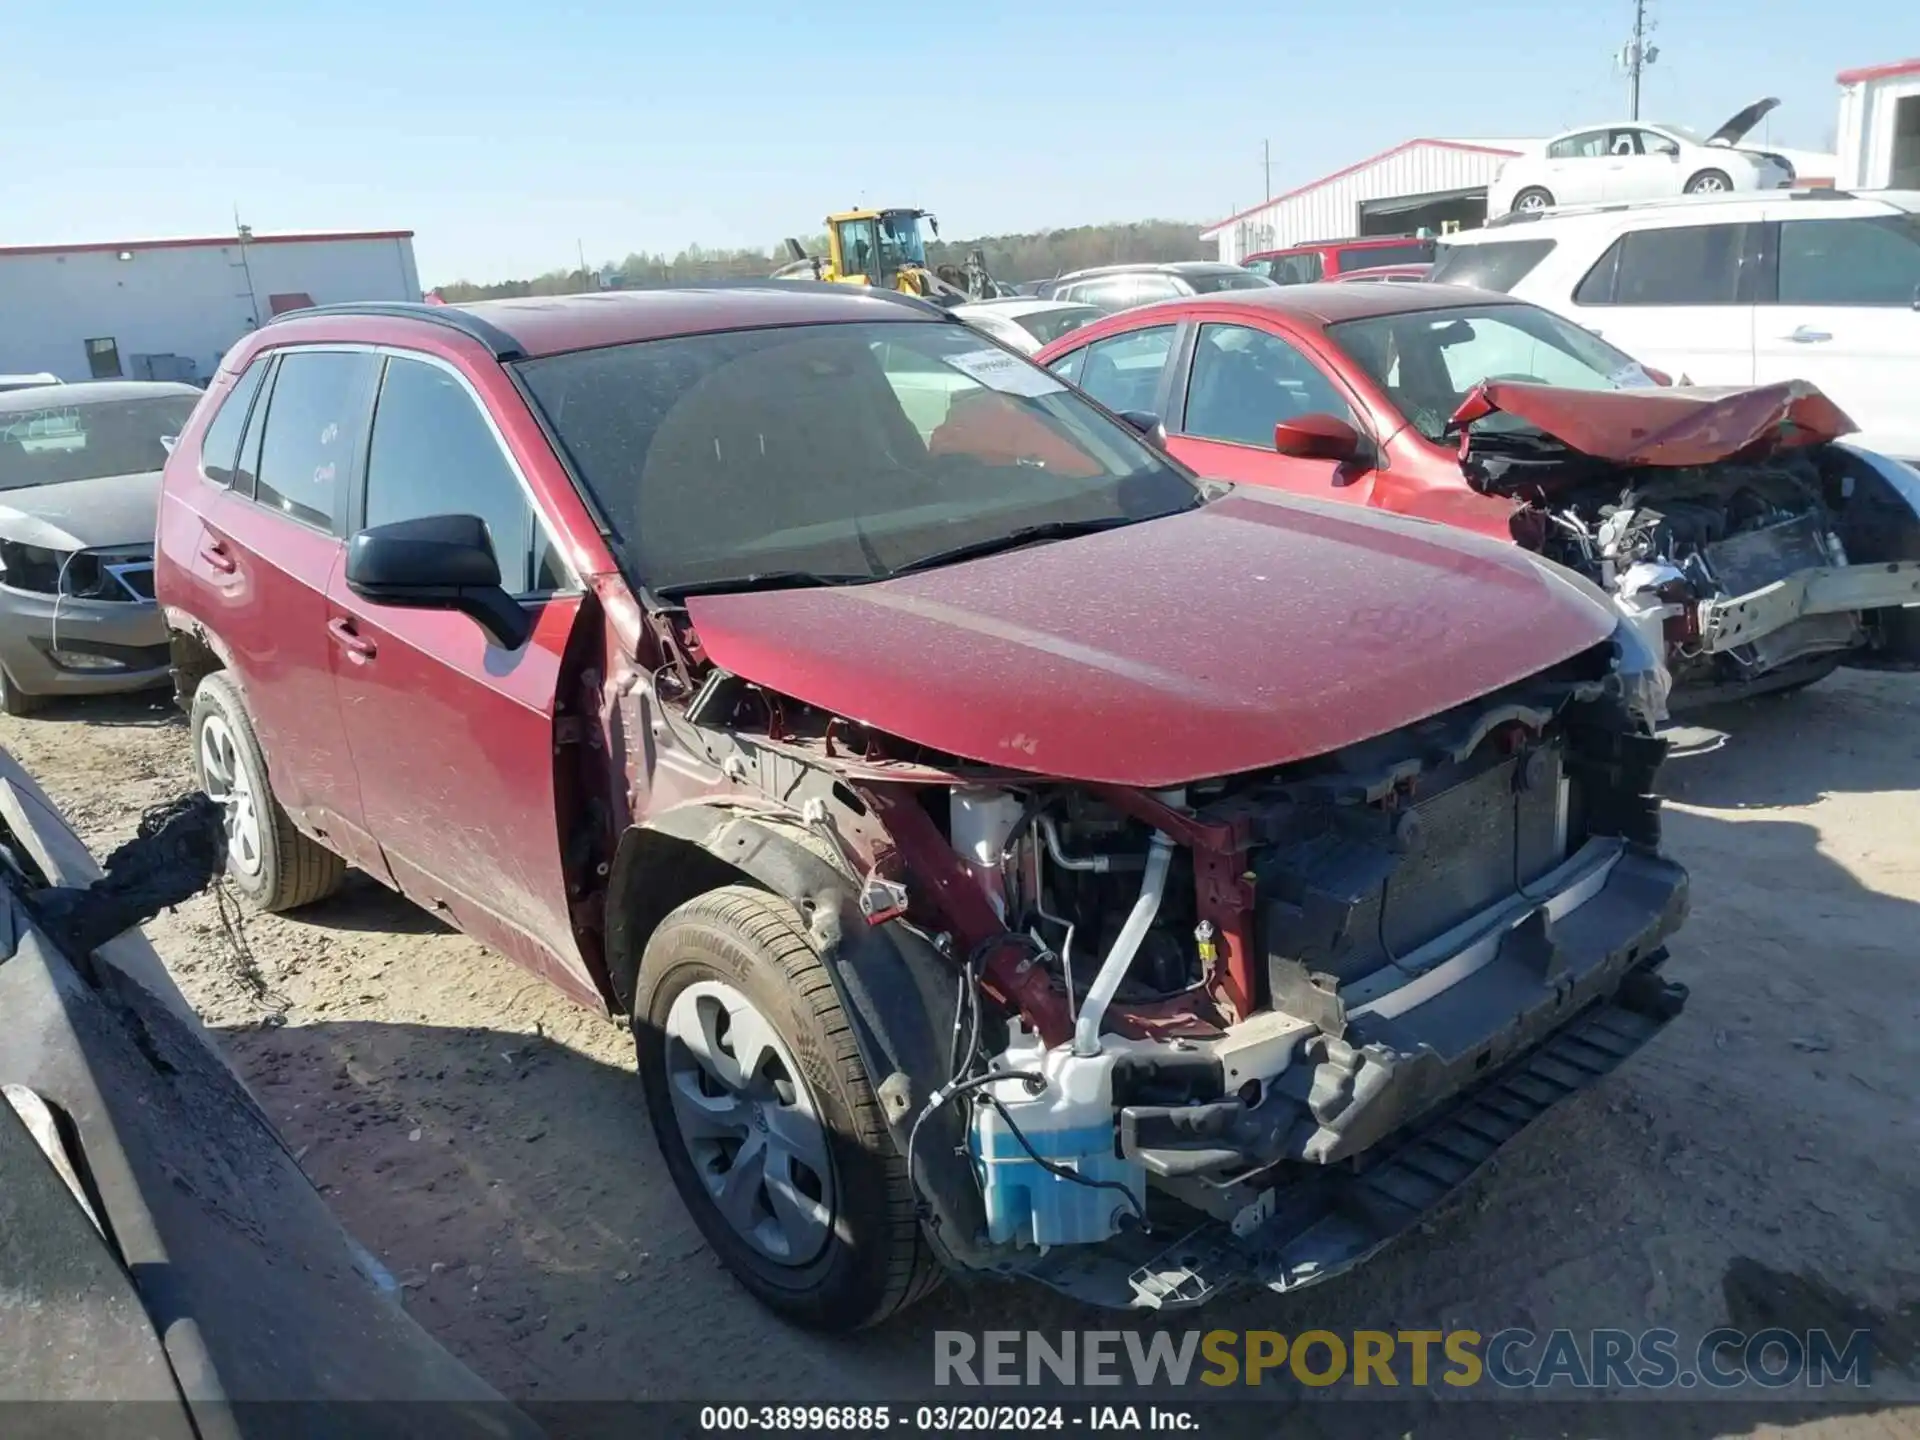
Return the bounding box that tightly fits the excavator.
[778,207,1008,303]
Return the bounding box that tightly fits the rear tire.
[0,668,43,717]
[1685,169,1733,194]
[633,885,940,1331]
[1512,187,1554,214]
[190,672,345,911]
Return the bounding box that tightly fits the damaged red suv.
[157,286,1688,1330]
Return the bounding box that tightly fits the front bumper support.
[1697,560,1920,655]
[1023,962,1687,1311]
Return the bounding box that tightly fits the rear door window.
[1074,325,1177,414]
[198,359,268,486]
[1776,216,1920,305]
[1575,224,1746,306]
[362,356,562,594]
[1429,239,1557,292]
[251,350,378,533]
[1334,240,1431,271]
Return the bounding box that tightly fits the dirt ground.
[4,674,1917,1430]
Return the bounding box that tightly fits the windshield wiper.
[888,516,1154,576]
[657,570,876,600]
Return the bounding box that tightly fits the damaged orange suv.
[157,285,1688,1329]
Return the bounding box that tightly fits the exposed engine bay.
[832,641,1693,1304]
[1456,386,1920,710]
[1532,453,1859,696]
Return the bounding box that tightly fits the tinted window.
[514,320,1197,597]
[1430,238,1557,293]
[1777,216,1920,305]
[0,391,198,492]
[1183,269,1275,294]
[252,350,375,531]
[364,357,558,594]
[1185,324,1354,446]
[199,360,268,486]
[1334,240,1432,271]
[1577,224,1744,306]
[1012,305,1102,346]
[1075,326,1176,414]
[1265,253,1323,285]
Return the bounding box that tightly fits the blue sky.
[1,0,1907,285]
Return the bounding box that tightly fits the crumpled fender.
[608,806,992,1268]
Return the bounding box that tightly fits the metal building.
[1202,139,1532,263]
[0,230,420,385]
[1836,57,1920,189]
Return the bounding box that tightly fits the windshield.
[879,212,928,269]
[1184,270,1277,294]
[0,393,197,491]
[1327,303,1658,440]
[1013,305,1102,345]
[516,320,1201,595]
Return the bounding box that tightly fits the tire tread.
[650,885,941,1327]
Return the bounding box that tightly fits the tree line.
[431,219,1210,300]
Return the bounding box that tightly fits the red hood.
[683,492,1617,787]
[1448,379,1857,467]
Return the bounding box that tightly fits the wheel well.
[603,827,759,1019]
[168,627,223,708]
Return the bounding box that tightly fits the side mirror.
[1117,410,1168,449]
[1658,144,1680,159]
[1274,413,1361,462]
[345,513,531,651]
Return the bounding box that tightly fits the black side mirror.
[1118,410,1169,449]
[345,513,531,651]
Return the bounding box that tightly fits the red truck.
[156,286,1688,1330]
[1242,234,1437,285]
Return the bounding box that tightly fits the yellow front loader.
[779,208,1004,303]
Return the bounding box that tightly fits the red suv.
[156,287,1688,1330]
[1242,235,1436,285]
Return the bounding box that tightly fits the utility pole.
[1264,140,1272,202]
[577,238,590,289]
[1621,0,1658,120]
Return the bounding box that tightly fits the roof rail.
[666,277,960,318]
[267,301,528,360]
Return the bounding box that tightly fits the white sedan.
[952,299,1103,355]
[1489,98,1796,215]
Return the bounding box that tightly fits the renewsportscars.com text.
[934,1328,1878,1391]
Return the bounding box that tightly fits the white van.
[1431,190,1920,462]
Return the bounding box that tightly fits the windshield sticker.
[942,348,1066,398]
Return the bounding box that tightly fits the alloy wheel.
[199,713,262,877]
[663,979,836,1266]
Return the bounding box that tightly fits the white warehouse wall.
[0,233,420,383]
[1836,63,1920,189]
[1202,141,1522,263]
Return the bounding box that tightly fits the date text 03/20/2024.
[698,1406,1195,1432]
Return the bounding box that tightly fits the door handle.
[1782,326,1833,343]
[200,539,237,574]
[327,617,377,662]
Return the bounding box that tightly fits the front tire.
[0,667,43,717]
[633,886,940,1331]
[1512,186,1554,214]
[190,672,345,911]
[1685,169,1732,194]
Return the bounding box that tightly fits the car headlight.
[0,540,108,597]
